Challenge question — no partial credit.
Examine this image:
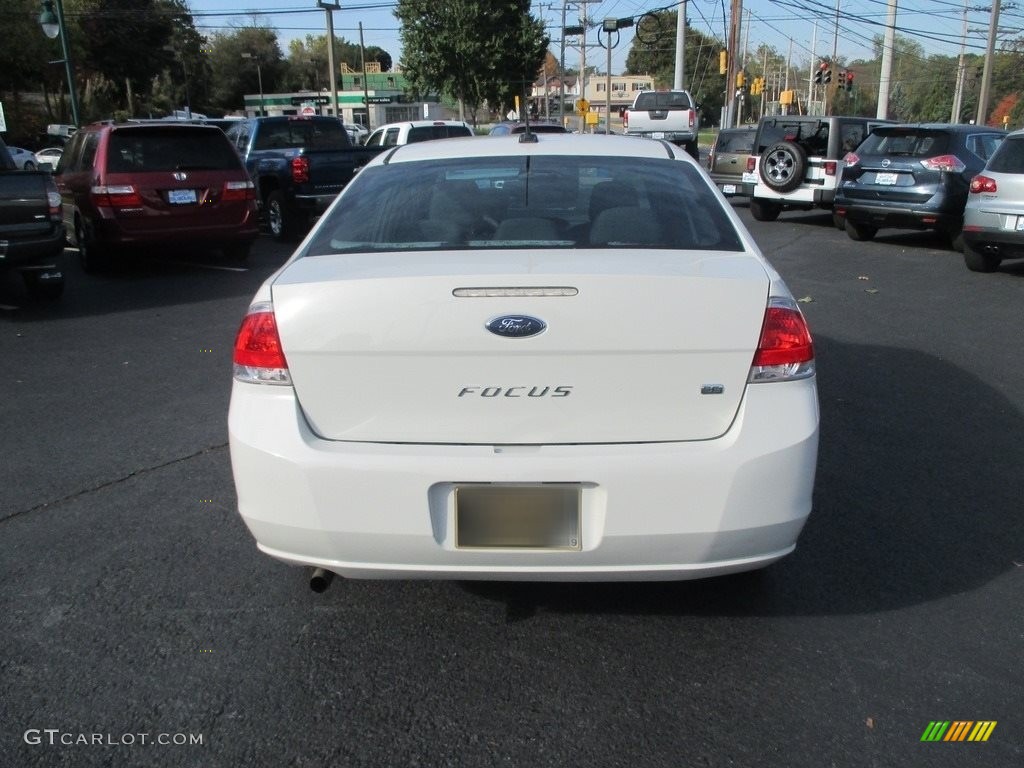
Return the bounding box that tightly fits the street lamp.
[241,52,265,116]
[38,0,81,127]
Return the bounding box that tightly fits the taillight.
[749,298,815,382]
[688,110,695,129]
[623,110,629,128]
[91,184,141,208]
[920,155,966,173]
[746,156,756,172]
[223,179,256,201]
[233,302,291,385]
[824,161,837,176]
[291,156,310,184]
[970,174,997,193]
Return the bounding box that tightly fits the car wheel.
[845,219,877,241]
[24,161,37,171]
[832,213,846,231]
[76,219,112,273]
[266,190,297,241]
[759,141,807,194]
[750,199,782,222]
[963,242,1001,273]
[223,242,252,262]
[22,270,64,300]
[944,222,964,252]
[685,140,699,161]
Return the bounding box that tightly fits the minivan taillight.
[291,156,310,184]
[749,298,815,382]
[91,184,141,208]
[223,179,256,201]
[233,302,291,385]
[920,155,966,173]
[970,174,997,193]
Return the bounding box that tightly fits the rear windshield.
[633,92,692,111]
[107,128,242,172]
[985,136,1024,173]
[252,119,351,151]
[407,125,473,143]
[756,119,830,155]
[302,155,743,255]
[717,131,755,153]
[857,129,951,157]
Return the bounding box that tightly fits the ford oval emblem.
[486,315,547,338]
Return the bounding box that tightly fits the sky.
[183,0,1023,80]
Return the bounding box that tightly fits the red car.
[55,122,259,271]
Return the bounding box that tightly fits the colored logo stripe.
[920,721,996,742]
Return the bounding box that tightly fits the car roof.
[373,120,470,130]
[876,122,1006,133]
[376,133,686,164]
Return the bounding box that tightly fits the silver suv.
[743,115,891,222]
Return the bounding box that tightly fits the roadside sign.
[0,102,6,133]
[575,98,589,115]
[300,105,317,116]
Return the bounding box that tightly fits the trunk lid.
[271,249,769,444]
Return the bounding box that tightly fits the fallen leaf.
[798,296,814,303]
[866,717,875,729]
[857,275,870,281]
[864,288,879,294]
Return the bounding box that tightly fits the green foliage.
[395,0,549,114]
[204,27,283,115]
[283,35,394,92]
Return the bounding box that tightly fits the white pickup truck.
[623,90,700,158]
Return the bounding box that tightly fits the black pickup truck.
[224,116,385,240]
[0,137,65,300]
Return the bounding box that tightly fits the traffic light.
[751,77,764,96]
[814,62,827,84]
[720,50,727,75]
[736,71,746,89]
[845,71,854,92]
[824,69,832,84]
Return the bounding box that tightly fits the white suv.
[363,120,474,148]
[742,116,891,222]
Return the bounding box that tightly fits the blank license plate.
[1017,216,1024,232]
[722,184,737,194]
[168,189,197,205]
[455,485,581,550]
[874,172,898,185]
[652,131,665,139]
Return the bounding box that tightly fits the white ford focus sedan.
[229,133,819,585]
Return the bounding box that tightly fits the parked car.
[34,146,64,169]
[744,115,892,222]
[707,126,757,196]
[54,121,259,272]
[224,115,385,240]
[834,123,1005,244]
[962,128,1024,272]
[0,136,66,299]
[488,120,567,136]
[364,120,474,147]
[623,89,700,158]
[344,123,369,145]
[7,146,39,170]
[228,133,819,587]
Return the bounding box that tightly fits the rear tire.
[963,242,1001,273]
[76,219,112,273]
[266,190,305,241]
[832,213,846,231]
[845,219,877,241]
[685,140,699,161]
[750,199,782,222]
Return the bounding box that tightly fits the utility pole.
[976,0,1001,125]
[950,0,968,123]
[807,21,817,113]
[673,0,686,90]
[318,1,340,120]
[876,0,897,119]
[560,2,568,120]
[358,22,372,128]
[725,0,742,128]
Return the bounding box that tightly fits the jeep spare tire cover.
[759,140,807,193]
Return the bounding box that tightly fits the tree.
[395,0,549,118]
[284,35,394,92]
[204,27,283,115]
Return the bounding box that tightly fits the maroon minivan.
[54,122,259,271]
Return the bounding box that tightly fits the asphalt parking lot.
[1,205,1022,767]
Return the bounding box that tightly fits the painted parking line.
[0,303,21,311]
[167,260,249,273]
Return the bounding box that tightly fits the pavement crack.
[0,443,229,524]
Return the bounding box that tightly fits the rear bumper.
[834,195,962,230]
[709,173,748,196]
[228,378,819,581]
[91,213,259,247]
[962,227,1024,258]
[0,225,66,270]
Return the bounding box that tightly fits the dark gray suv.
[834,123,1005,245]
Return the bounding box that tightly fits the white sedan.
[34,146,64,169]
[7,146,39,170]
[229,133,819,587]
